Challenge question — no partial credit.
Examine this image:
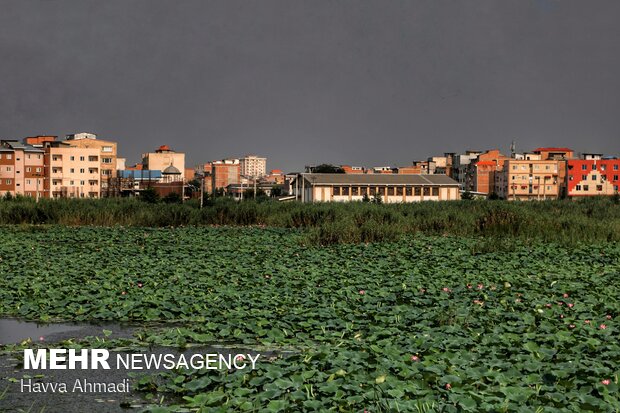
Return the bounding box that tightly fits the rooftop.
[301,173,459,186]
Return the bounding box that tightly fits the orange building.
[466,150,509,195]
[211,160,240,193]
[567,158,620,197]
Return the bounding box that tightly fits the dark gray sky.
[1,0,619,171]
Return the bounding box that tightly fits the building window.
[592,175,597,181]
[396,187,403,196]
[80,156,85,161]
[6,154,12,160]
[576,185,581,191]
[352,187,359,196]
[26,179,31,185]
[414,187,421,196]
[102,146,113,153]
[405,187,412,196]
[6,166,11,172]
[5,179,11,184]
[333,186,340,196]
[369,187,376,196]
[26,167,31,172]
[70,156,75,161]
[53,156,61,161]
[360,187,368,196]
[601,165,606,171]
[432,187,439,196]
[615,185,619,191]
[569,175,573,181]
[387,187,394,196]
[614,165,619,171]
[592,164,597,170]
[583,185,589,191]
[582,175,587,180]
[102,158,112,164]
[512,165,517,170]
[342,187,349,196]
[70,180,74,185]
[596,185,603,191]
[581,164,587,170]
[614,175,619,181]
[70,168,75,173]
[423,187,430,196]
[80,180,85,185]
[80,168,85,173]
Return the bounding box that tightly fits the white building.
[240,155,266,178]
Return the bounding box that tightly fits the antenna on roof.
[510,140,516,158]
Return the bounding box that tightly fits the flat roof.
[301,173,459,186]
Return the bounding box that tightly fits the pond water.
[0,318,135,344]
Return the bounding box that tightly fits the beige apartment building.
[65,133,117,195]
[240,155,266,178]
[496,159,561,200]
[44,141,101,198]
[142,145,185,182]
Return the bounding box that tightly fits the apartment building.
[293,173,460,203]
[465,150,509,194]
[65,133,118,195]
[44,141,101,198]
[567,158,620,197]
[453,151,482,188]
[142,145,185,182]
[239,155,266,178]
[0,141,45,198]
[211,159,240,193]
[496,159,562,200]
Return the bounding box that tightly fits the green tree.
[312,164,345,173]
[140,188,159,203]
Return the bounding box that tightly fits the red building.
[567,159,620,197]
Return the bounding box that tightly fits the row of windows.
[511,164,556,171]
[578,164,619,171]
[569,174,619,181]
[52,180,99,186]
[332,186,440,197]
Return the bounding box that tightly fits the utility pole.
[200,174,204,209]
[253,176,257,200]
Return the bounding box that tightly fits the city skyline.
[1,1,619,171]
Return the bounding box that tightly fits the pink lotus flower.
[477,284,484,290]
[442,287,451,293]
[419,288,426,293]
[467,284,472,289]
[236,355,245,361]
[563,293,569,298]
[567,303,574,308]
[445,383,452,390]
[557,302,564,306]
[359,290,365,295]
[600,324,607,330]
[545,304,552,308]
[569,324,576,329]
[39,336,45,341]
[515,299,522,303]
[121,291,126,295]
[585,320,591,324]
[410,355,420,362]
[606,315,612,320]
[137,282,143,288]
[601,379,611,385]
[559,314,564,319]
[473,300,484,306]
